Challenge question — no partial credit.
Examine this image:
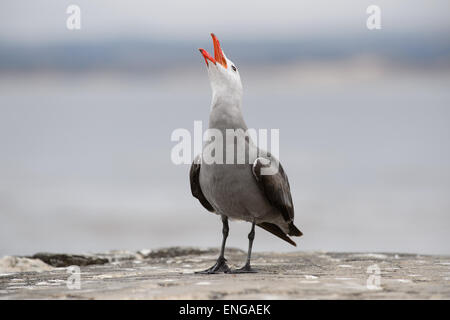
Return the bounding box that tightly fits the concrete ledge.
[0,247,449,299]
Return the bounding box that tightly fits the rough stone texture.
[0,247,449,299]
[30,253,109,267]
[0,256,54,273]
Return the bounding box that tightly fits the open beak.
[199,33,228,69]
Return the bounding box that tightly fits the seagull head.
[199,33,243,105]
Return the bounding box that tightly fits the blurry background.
[1,0,449,256]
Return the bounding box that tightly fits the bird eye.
[231,65,237,72]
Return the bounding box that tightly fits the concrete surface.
[0,247,449,299]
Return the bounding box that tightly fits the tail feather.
[257,222,297,246]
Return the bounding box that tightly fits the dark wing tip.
[289,222,303,237]
[257,222,297,247]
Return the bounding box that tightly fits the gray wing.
[252,157,294,221]
[252,157,302,237]
[189,155,215,212]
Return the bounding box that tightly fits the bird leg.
[195,216,231,274]
[231,221,258,273]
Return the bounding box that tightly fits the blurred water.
[0,66,449,256]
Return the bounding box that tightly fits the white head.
[199,33,243,107]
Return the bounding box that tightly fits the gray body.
[199,104,286,231]
[191,99,302,244]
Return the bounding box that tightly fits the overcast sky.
[1,0,449,43]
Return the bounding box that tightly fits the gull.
[190,33,302,273]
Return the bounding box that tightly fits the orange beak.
[199,33,228,69]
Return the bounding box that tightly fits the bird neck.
[209,93,247,131]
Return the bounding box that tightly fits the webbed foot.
[195,256,231,274]
[230,263,257,273]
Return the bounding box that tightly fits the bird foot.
[195,256,231,274]
[230,263,258,274]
